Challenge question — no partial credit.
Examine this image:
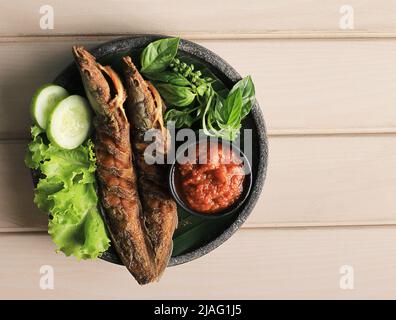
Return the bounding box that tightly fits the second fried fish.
[123,56,178,278]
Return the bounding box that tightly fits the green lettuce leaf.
[40,143,96,188]
[48,183,109,260]
[25,125,110,260]
[34,177,63,212]
[24,125,48,169]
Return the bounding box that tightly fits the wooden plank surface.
[2,1,396,299]
[2,228,396,299]
[1,38,396,139]
[4,134,396,231]
[0,141,47,231]
[2,1,396,37]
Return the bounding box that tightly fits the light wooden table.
[1,0,396,299]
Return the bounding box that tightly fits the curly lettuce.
[25,125,110,259]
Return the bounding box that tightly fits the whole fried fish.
[72,46,158,284]
[122,56,178,277]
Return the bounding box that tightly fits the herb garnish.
[140,37,256,141]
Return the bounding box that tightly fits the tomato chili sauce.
[175,141,246,214]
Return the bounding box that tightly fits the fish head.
[72,46,126,117]
[122,56,169,153]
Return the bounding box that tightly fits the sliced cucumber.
[47,95,92,150]
[31,84,69,129]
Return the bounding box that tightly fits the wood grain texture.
[1,228,396,299]
[4,134,396,231]
[259,134,396,227]
[1,2,396,299]
[2,0,396,37]
[0,141,47,231]
[207,39,396,135]
[1,38,396,138]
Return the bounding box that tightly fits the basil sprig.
[154,83,196,107]
[201,79,254,141]
[140,37,256,141]
[144,71,190,86]
[229,75,255,119]
[141,37,180,73]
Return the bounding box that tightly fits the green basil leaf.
[140,37,180,73]
[155,83,196,107]
[144,71,190,86]
[224,87,243,126]
[212,94,225,123]
[196,86,214,119]
[240,101,252,120]
[201,92,216,137]
[229,75,255,119]
[164,108,194,128]
[216,122,241,141]
[195,83,208,96]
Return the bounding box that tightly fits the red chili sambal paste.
[176,141,245,214]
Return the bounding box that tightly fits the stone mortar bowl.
[53,35,268,267]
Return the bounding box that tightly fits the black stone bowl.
[52,35,268,267]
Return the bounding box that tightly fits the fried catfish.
[122,56,178,277]
[72,46,158,284]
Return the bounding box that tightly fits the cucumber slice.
[47,95,92,150]
[31,84,69,129]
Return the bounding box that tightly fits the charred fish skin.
[72,46,157,284]
[123,56,178,277]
